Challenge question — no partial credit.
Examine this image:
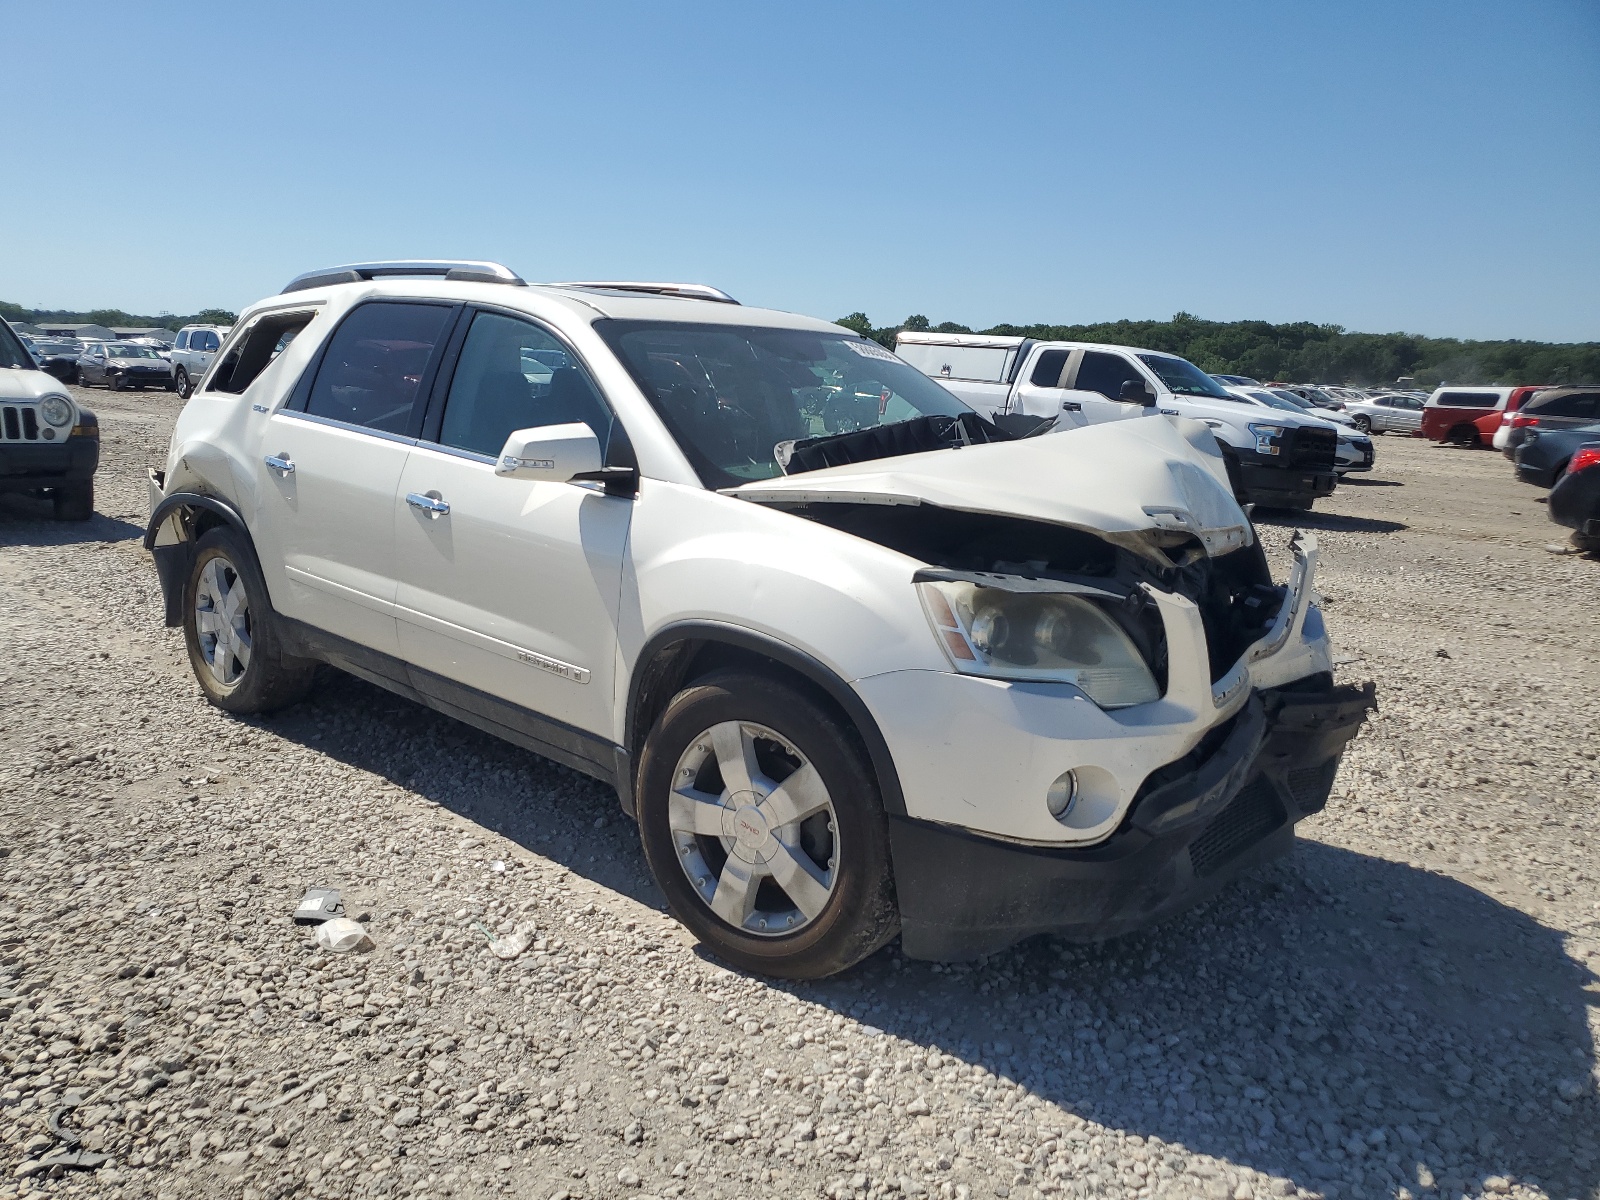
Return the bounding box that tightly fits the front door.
[251,299,459,654]
[391,309,631,740]
[1065,350,1153,424]
[1011,348,1088,429]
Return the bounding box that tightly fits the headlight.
[39,396,73,427]
[917,580,1159,708]
[1247,422,1284,456]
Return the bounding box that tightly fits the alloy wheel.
[194,556,252,686]
[667,720,839,936]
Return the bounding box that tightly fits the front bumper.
[0,439,99,491]
[1233,454,1338,505]
[107,369,172,387]
[890,679,1376,959]
[1335,440,1375,473]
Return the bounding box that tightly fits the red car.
[1421,385,1548,448]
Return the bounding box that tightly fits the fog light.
[1046,770,1079,821]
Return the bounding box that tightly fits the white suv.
[170,324,232,397]
[145,261,1372,977]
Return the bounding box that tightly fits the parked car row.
[1504,392,1600,552]
[15,324,231,394]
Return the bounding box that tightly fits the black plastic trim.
[625,622,908,818]
[278,617,623,791]
[143,490,255,625]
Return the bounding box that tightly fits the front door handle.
[405,491,450,518]
[264,454,294,474]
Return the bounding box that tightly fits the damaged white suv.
[146,261,1372,978]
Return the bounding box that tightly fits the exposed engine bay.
[776,500,1287,686]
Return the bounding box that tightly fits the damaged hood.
[725,415,1252,557]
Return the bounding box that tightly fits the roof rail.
[281,260,525,294]
[550,281,739,305]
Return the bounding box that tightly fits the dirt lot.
[2,387,1597,1200]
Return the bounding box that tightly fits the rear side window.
[1436,391,1499,408]
[305,302,455,435]
[1529,391,1600,418]
[175,330,190,350]
[1072,351,1147,400]
[206,311,317,395]
[1029,349,1071,387]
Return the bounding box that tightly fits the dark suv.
[1504,388,1600,458]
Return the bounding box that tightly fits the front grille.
[1285,426,1337,471]
[1286,759,1340,814]
[1189,778,1284,878]
[1,405,41,442]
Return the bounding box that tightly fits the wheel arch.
[144,491,260,627]
[624,622,907,820]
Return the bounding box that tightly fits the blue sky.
[4,0,1597,341]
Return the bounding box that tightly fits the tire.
[182,526,317,714]
[1351,415,1371,433]
[1448,425,1479,448]
[175,367,191,398]
[108,375,123,392]
[636,670,898,979]
[52,481,94,521]
[1218,447,1246,503]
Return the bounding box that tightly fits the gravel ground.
[2,387,1596,1200]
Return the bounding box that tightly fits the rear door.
[1010,347,1088,428]
[252,300,458,654]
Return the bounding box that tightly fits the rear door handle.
[264,454,294,474]
[406,492,450,518]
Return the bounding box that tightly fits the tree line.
[836,311,1600,388]
[1,301,238,333]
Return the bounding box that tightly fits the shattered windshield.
[597,321,973,487]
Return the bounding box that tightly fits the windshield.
[1138,353,1231,399]
[1247,390,1312,414]
[108,344,161,359]
[0,322,33,369]
[597,322,973,487]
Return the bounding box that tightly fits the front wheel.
[175,367,191,398]
[1351,414,1371,433]
[636,671,898,979]
[183,527,317,713]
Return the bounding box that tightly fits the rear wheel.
[183,527,316,713]
[1448,424,1479,448]
[1351,414,1372,433]
[175,367,191,398]
[52,481,93,521]
[636,671,898,979]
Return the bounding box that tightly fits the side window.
[1072,351,1147,400]
[205,311,317,395]
[305,302,454,435]
[435,311,612,458]
[175,330,190,350]
[1540,392,1600,418]
[1028,349,1071,388]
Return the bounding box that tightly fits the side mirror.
[1118,379,1155,406]
[496,422,603,483]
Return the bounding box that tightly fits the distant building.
[7,321,44,337]
[33,322,118,342]
[111,326,176,345]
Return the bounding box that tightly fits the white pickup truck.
[896,332,1340,510]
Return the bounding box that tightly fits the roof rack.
[281,260,525,294]
[550,281,739,305]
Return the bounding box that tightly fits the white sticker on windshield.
[846,340,900,363]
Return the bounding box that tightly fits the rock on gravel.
[0,392,1595,1200]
